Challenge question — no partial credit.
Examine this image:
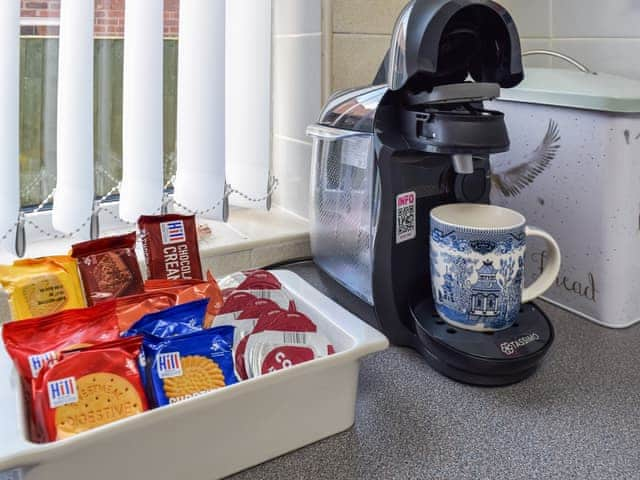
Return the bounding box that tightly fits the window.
[18,0,179,208]
[1,0,274,255]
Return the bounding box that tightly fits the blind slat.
[174,0,226,220]
[226,0,273,209]
[0,1,20,236]
[52,0,95,234]
[119,0,164,222]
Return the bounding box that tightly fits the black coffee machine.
[301,0,554,386]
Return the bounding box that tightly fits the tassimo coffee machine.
[304,0,554,386]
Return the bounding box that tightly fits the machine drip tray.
[411,300,554,386]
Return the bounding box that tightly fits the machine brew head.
[371,0,524,170]
[384,0,524,92]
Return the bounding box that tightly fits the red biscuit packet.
[32,336,148,442]
[138,214,203,281]
[2,301,121,381]
[144,272,223,327]
[71,232,144,305]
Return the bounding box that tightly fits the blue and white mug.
[430,204,561,332]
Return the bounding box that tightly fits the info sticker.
[396,191,416,244]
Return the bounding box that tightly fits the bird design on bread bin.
[491,120,560,197]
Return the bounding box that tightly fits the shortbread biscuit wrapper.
[145,326,237,407]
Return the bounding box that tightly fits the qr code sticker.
[0,469,23,480]
[396,192,416,244]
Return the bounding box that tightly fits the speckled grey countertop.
[230,300,640,480]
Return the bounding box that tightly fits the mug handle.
[522,226,561,303]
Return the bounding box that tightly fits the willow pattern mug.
[429,204,561,332]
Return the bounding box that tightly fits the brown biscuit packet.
[71,232,144,305]
[138,214,204,281]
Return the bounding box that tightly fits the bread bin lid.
[498,67,640,113]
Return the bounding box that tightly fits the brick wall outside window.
[20,0,180,37]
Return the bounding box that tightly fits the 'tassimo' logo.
[500,333,540,356]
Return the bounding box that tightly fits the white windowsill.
[0,206,311,278]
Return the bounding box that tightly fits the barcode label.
[281,332,308,345]
[396,191,416,243]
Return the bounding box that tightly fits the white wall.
[271,0,323,219]
[500,0,640,80]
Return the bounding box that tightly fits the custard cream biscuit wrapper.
[0,256,86,321]
[146,326,237,407]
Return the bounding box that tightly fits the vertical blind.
[0,0,273,246]
[226,0,272,210]
[120,0,164,223]
[52,0,95,234]
[174,0,226,220]
[0,1,20,238]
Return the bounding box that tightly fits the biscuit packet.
[115,291,178,332]
[144,272,223,327]
[245,331,335,378]
[2,301,121,381]
[234,310,319,380]
[145,326,237,407]
[32,336,148,442]
[138,214,203,281]
[0,256,86,321]
[123,299,209,339]
[71,232,144,306]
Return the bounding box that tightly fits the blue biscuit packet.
[123,298,209,339]
[146,326,237,407]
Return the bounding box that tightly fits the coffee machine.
[304,0,554,386]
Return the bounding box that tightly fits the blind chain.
[1,176,280,246]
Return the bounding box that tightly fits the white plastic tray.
[0,270,388,480]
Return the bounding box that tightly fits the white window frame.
[4,1,324,268]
